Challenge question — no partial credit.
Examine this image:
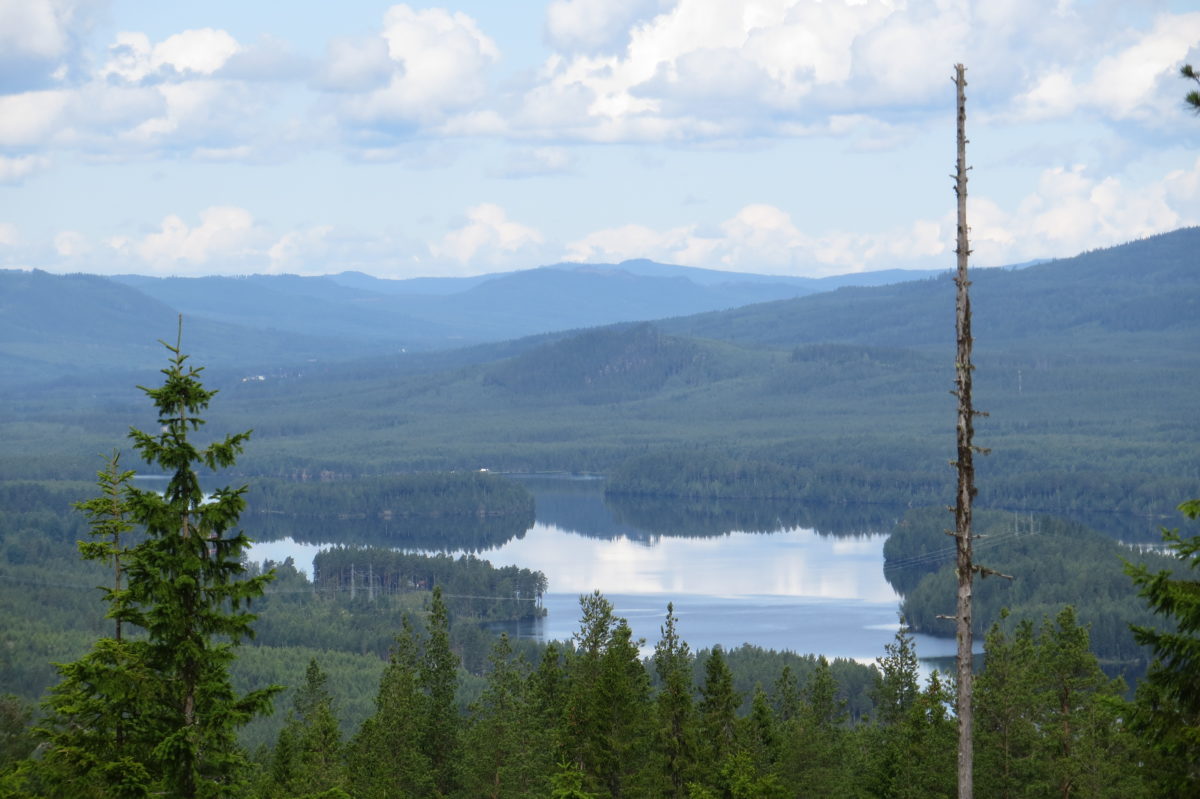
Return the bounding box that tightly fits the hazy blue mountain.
[0,270,395,390]
[326,270,495,295]
[658,227,1200,355]
[330,259,945,293]
[596,258,945,288]
[110,273,462,344]
[97,259,946,354]
[4,229,1194,396]
[424,265,789,335]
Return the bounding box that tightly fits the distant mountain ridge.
[0,256,947,389]
[324,258,945,293]
[109,259,839,347]
[659,227,1200,353]
[1,229,1195,394]
[0,269,381,389]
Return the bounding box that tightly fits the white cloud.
[0,0,71,60]
[0,0,98,91]
[716,203,807,268]
[544,0,667,54]
[513,2,1200,143]
[53,229,88,257]
[219,35,310,82]
[968,160,1200,265]
[0,154,50,183]
[120,206,265,271]
[317,35,393,92]
[0,223,19,247]
[490,146,574,178]
[0,90,69,147]
[430,204,544,270]
[268,225,334,272]
[1011,12,1200,124]
[564,222,696,263]
[100,28,241,84]
[116,79,261,152]
[155,28,240,76]
[0,26,276,160]
[99,32,153,83]
[518,0,907,140]
[333,5,500,128]
[561,204,913,276]
[193,144,255,161]
[561,157,1200,275]
[2,1,1193,165]
[849,2,969,105]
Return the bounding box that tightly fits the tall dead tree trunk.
[952,62,976,799]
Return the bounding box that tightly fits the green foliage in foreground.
[10,593,1160,798]
[975,607,1152,799]
[30,331,280,799]
[1126,500,1200,793]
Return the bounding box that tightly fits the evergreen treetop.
[36,322,280,799]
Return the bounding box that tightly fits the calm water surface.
[247,480,962,664]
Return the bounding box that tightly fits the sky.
[2,0,1199,280]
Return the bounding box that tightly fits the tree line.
[8,586,1174,798]
[246,473,534,521]
[311,547,547,621]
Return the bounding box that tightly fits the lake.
[246,477,964,666]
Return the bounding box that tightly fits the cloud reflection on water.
[467,523,901,603]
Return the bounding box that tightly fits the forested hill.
[659,226,1200,353]
[111,273,462,344]
[5,229,1190,392]
[0,258,936,391]
[2,229,1196,517]
[110,260,937,349]
[0,270,372,387]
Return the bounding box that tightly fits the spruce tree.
[462,634,542,799]
[1032,607,1148,799]
[779,655,851,796]
[527,642,568,781]
[771,665,799,724]
[420,586,461,797]
[652,603,695,799]
[73,451,136,643]
[865,629,956,798]
[36,453,155,799]
[347,620,434,799]
[974,618,1040,799]
[120,324,279,797]
[802,655,847,731]
[697,646,738,767]
[872,625,920,727]
[741,686,779,778]
[0,695,35,775]
[37,330,278,798]
[264,659,344,799]
[563,592,652,797]
[1126,500,1200,792]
